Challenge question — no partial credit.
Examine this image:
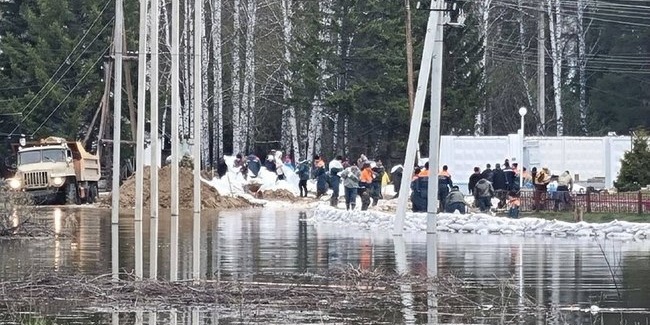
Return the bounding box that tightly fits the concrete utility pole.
[192,0,203,281]
[134,0,149,280]
[537,1,545,135]
[170,0,180,282]
[111,0,124,281]
[394,0,443,235]
[149,0,160,280]
[427,12,444,234]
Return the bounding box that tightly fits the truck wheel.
[66,183,79,205]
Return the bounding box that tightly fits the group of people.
[231,149,575,216]
[295,154,388,211]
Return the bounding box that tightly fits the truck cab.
[8,137,101,204]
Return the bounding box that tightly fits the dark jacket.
[503,167,516,190]
[474,179,495,198]
[468,173,482,194]
[410,170,430,212]
[445,188,466,206]
[297,162,311,181]
[480,168,494,183]
[492,168,507,190]
[314,166,328,192]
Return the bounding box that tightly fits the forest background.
[0,0,649,170]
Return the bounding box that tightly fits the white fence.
[434,135,631,193]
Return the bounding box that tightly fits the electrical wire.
[14,0,113,116]
[31,43,112,136]
[11,16,114,135]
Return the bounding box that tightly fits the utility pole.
[170,0,180,282]
[111,0,124,281]
[405,0,415,115]
[192,0,203,282]
[149,0,160,280]
[134,0,149,280]
[537,1,545,135]
[394,0,443,235]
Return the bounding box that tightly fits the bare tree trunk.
[547,0,563,136]
[517,0,534,109]
[182,0,193,139]
[281,0,299,160]
[211,0,223,161]
[231,0,243,155]
[577,0,589,135]
[404,0,415,115]
[476,0,493,135]
[241,0,256,154]
[200,3,210,167]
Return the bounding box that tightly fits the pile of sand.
[116,166,255,210]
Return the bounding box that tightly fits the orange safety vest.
[360,168,374,183]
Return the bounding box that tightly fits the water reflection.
[2,207,650,324]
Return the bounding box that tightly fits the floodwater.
[1,206,650,324]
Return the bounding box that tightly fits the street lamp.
[518,107,527,190]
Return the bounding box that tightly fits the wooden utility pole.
[122,28,138,141]
[405,0,415,115]
[537,1,545,135]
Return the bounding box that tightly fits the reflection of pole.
[111,0,124,281]
[426,232,438,324]
[169,0,181,282]
[427,10,443,230]
[394,0,442,235]
[192,0,203,281]
[393,236,415,324]
[518,243,524,316]
[112,312,119,325]
[536,243,544,325]
[149,0,160,280]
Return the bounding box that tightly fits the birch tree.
[476,0,493,135]
[517,0,533,108]
[576,0,589,134]
[305,0,332,158]
[181,0,193,139]
[231,0,243,155]
[201,4,210,167]
[547,0,564,136]
[211,0,224,161]
[280,0,300,161]
[241,0,257,154]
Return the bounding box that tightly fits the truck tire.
[66,182,79,205]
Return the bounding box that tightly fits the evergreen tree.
[614,131,650,192]
[0,0,112,139]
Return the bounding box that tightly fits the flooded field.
[1,206,650,324]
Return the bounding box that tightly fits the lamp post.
[518,107,527,190]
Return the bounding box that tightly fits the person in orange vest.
[507,190,521,218]
[438,165,453,211]
[358,162,374,211]
[410,162,430,212]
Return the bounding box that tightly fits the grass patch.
[516,211,650,223]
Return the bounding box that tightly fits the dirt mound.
[260,189,298,202]
[116,166,254,210]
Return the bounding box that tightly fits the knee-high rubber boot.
[361,192,370,211]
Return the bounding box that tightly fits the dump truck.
[7,136,101,204]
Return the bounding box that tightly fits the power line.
[31,43,112,136]
[14,0,113,116]
[10,17,114,135]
